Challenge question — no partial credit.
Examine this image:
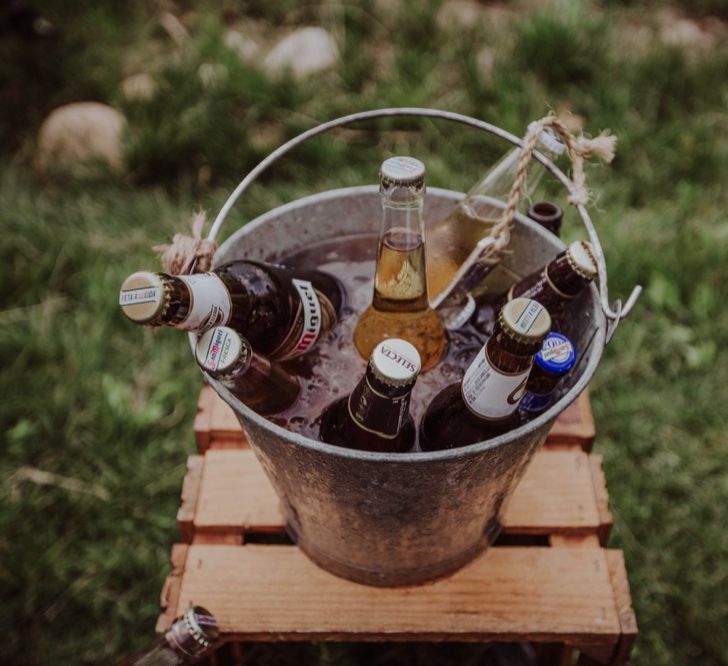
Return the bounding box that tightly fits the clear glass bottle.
[419,298,551,451]
[119,260,344,361]
[353,156,446,370]
[427,126,566,302]
[118,606,219,665]
[319,338,420,453]
[195,326,300,415]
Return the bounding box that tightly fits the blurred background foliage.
[1,0,727,663]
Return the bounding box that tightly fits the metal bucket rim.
[199,185,606,464]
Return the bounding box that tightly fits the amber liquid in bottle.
[353,156,446,371]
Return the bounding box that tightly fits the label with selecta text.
[270,279,336,360]
[178,274,232,331]
[461,347,531,419]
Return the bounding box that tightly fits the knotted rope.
[481,114,616,266]
[155,211,217,275]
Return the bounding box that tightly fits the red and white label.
[461,347,531,419]
[178,274,232,331]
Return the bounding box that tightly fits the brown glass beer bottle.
[319,338,421,453]
[117,606,218,665]
[353,156,446,370]
[419,298,551,451]
[119,260,344,361]
[527,201,562,237]
[195,326,300,415]
[504,240,597,321]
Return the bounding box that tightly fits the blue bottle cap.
[534,333,576,375]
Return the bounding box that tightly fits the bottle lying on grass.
[319,338,421,453]
[195,326,300,416]
[118,605,218,665]
[419,298,551,451]
[119,260,345,360]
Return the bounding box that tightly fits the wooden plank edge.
[605,551,638,665]
[589,455,614,546]
[177,456,204,543]
[194,386,215,453]
[155,544,189,634]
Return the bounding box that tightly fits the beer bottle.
[504,240,597,322]
[519,332,576,417]
[419,298,551,451]
[319,338,420,453]
[117,606,218,665]
[427,126,566,300]
[353,156,446,370]
[527,201,562,237]
[195,326,300,415]
[119,260,344,361]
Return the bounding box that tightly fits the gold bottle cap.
[119,271,167,323]
[379,156,426,188]
[499,298,551,345]
[370,338,421,388]
[566,240,598,280]
[195,326,251,377]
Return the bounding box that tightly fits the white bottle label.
[275,279,324,360]
[178,274,232,331]
[461,347,530,419]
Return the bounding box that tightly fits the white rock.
[224,29,262,64]
[36,102,126,176]
[264,27,338,79]
[121,72,157,101]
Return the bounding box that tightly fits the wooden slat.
[589,454,614,545]
[192,449,605,538]
[177,456,203,542]
[174,544,622,644]
[155,543,188,633]
[546,390,595,450]
[195,388,595,452]
[194,450,282,534]
[605,551,638,665]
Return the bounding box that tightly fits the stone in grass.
[36,102,126,176]
[264,27,338,79]
[121,72,157,102]
[224,29,262,65]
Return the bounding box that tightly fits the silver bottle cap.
[119,271,167,323]
[196,326,251,377]
[370,338,421,389]
[379,156,426,188]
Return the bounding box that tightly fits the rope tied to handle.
[481,114,616,266]
[155,211,217,275]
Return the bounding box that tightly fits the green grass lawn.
[2,1,728,663]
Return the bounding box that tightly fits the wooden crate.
[158,388,635,665]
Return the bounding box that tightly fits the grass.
[2,0,728,663]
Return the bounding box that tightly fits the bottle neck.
[158,273,233,331]
[347,369,413,439]
[372,194,429,311]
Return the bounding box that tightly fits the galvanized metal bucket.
[196,109,641,586]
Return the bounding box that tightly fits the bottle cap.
[379,156,426,188]
[196,326,251,378]
[119,271,167,323]
[499,298,551,345]
[566,240,598,279]
[369,338,421,389]
[534,332,577,374]
[528,123,566,157]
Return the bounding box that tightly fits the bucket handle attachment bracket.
[210,108,641,341]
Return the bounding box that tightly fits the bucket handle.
[208,108,641,342]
